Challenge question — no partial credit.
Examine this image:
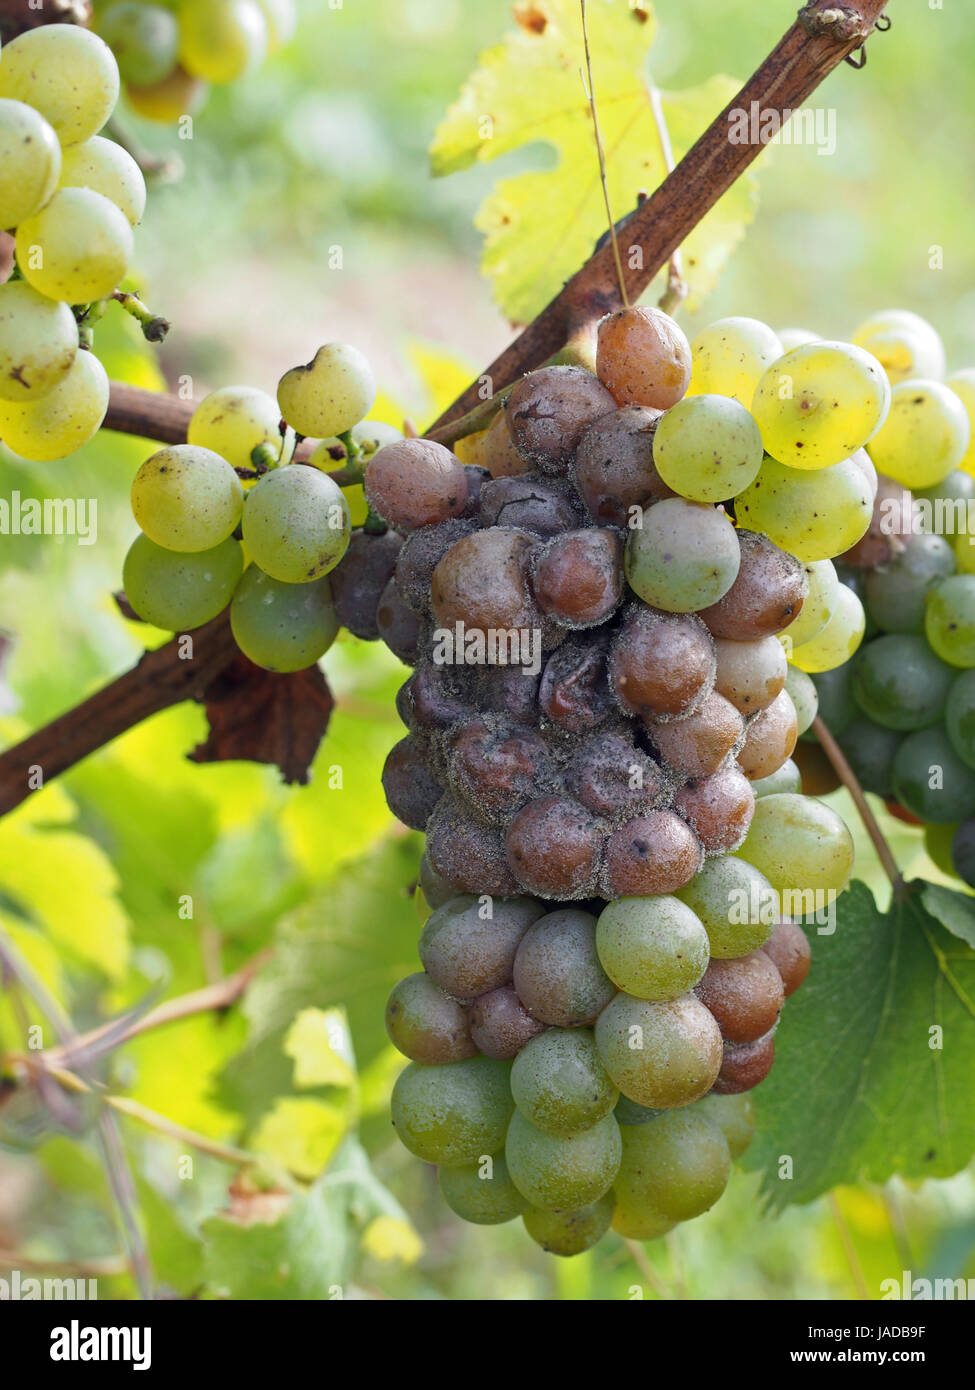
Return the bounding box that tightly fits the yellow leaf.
[284,1007,357,1090]
[251,1097,349,1180]
[361,1213,423,1266]
[406,341,478,419]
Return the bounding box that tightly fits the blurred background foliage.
[1,0,975,1300]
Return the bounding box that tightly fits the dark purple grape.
[567,728,668,821]
[329,529,403,640]
[469,986,547,1059]
[478,474,584,537]
[382,735,443,830]
[505,366,616,475]
[377,577,422,664]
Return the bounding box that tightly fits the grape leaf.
[744,880,975,1209]
[921,882,975,950]
[431,0,758,323]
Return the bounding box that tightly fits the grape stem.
[111,291,172,344]
[579,0,629,310]
[811,714,906,896]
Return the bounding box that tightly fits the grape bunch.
[0,23,146,461]
[95,0,294,123]
[369,305,869,1254]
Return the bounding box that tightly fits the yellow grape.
[789,583,865,673]
[131,444,244,552]
[736,455,873,562]
[58,135,147,227]
[16,187,133,303]
[277,343,376,438]
[778,559,839,652]
[125,66,208,123]
[188,385,281,471]
[751,341,891,470]
[0,99,62,228]
[0,26,119,146]
[0,280,78,403]
[867,379,970,490]
[955,531,975,576]
[687,316,783,406]
[852,309,946,384]
[947,369,975,477]
[0,348,108,461]
[179,0,268,84]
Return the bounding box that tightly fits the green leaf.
[431,0,758,322]
[921,883,975,950]
[284,1008,357,1090]
[744,880,975,1209]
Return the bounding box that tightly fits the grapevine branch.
[0,0,890,816]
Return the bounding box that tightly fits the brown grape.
[793,741,842,796]
[567,728,668,821]
[505,366,616,475]
[600,811,703,898]
[469,986,547,1059]
[713,1027,776,1094]
[385,972,477,1063]
[572,405,673,528]
[698,531,807,639]
[513,909,617,1026]
[482,408,531,478]
[737,690,799,781]
[843,474,916,567]
[539,634,614,733]
[329,528,402,640]
[595,306,692,410]
[608,605,715,721]
[694,952,784,1043]
[713,635,787,715]
[478,475,584,536]
[431,527,539,634]
[760,919,812,996]
[382,735,443,830]
[364,438,469,530]
[376,577,422,664]
[419,894,546,1000]
[530,529,623,629]
[506,796,604,899]
[426,795,521,897]
[674,762,755,854]
[394,519,476,617]
[647,691,744,779]
[446,718,550,818]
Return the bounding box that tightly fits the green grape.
[277,343,376,439]
[510,1029,618,1138]
[751,341,891,470]
[806,664,858,740]
[390,1056,514,1168]
[0,280,78,403]
[230,565,338,672]
[595,896,710,1001]
[0,347,108,461]
[913,468,975,533]
[438,1155,527,1225]
[785,666,817,735]
[676,854,777,958]
[384,972,476,1065]
[736,455,873,562]
[852,309,946,385]
[651,393,764,503]
[836,717,902,799]
[948,369,975,477]
[955,532,975,576]
[98,3,180,86]
[777,327,819,351]
[594,992,722,1109]
[123,533,243,630]
[687,316,783,406]
[0,98,61,228]
[241,464,351,583]
[953,821,975,888]
[625,498,740,612]
[523,1194,615,1256]
[421,895,545,1001]
[779,559,839,652]
[864,534,956,635]
[750,758,802,798]
[505,1108,621,1212]
[694,1091,756,1159]
[188,385,282,471]
[58,135,146,227]
[613,1108,731,1223]
[789,583,865,673]
[849,445,878,500]
[125,66,208,123]
[925,576,975,668]
[256,0,298,52]
[179,0,268,84]
[513,909,616,1028]
[614,1095,663,1125]
[0,26,119,146]
[16,188,134,303]
[892,727,975,824]
[946,670,975,771]
[131,444,243,552]
[867,380,970,490]
[852,633,954,729]
[737,793,854,898]
[611,1194,675,1241]
[924,821,959,877]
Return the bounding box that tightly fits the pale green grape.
[131,444,243,552]
[784,666,818,734]
[611,1193,675,1241]
[852,633,954,730]
[0,26,120,146]
[438,1156,527,1226]
[867,379,970,489]
[694,1091,756,1159]
[594,992,722,1109]
[241,464,351,582]
[391,1056,514,1168]
[0,280,77,403]
[789,583,865,673]
[595,896,709,1001]
[687,316,783,406]
[16,188,133,303]
[523,1194,616,1256]
[736,455,873,562]
[58,135,146,226]
[188,385,281,471]
[256,0,298,51]
[751,341,891,470]
[123,533,243,630]
[892,727,975,823]
[277,343,376,439]
[505,1108,621,1211]
[613,1109,731,1223]
[125,66,207,123]
[948,369,975,477]
[776,328,819,351]
[230,565,339,672]
[0,347,108,461]
[98,3,180,86]
[925,575,975,668]
[956,532,975,576]
[179,0,268,83]
[738,792,854,898]
[510,1029,618,1138]
[864,533,957,634]
[625,498,740,612]
[652,393,763,502]
[852,309,946,385]
[779,559,839,651]
[750,758,802,797]
[0,99,61,228]
[676,854,777,958]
